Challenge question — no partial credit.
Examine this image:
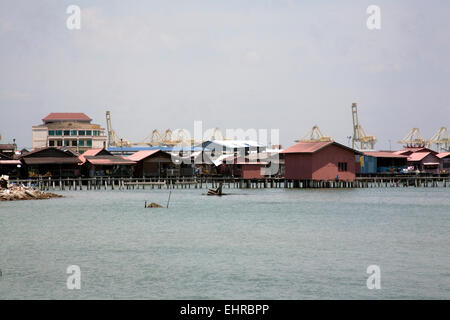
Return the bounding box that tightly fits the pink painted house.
[407,152,441,174]
[281,141,359,181]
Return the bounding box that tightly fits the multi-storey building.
[32,113,107,153]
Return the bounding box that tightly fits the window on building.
[338,162,348,172]
[78,130,85,136]
[444,161,450,169]
[71,130,77,136]
[55,130,63,136]
[64,130,70,136]
[48,130,55,136]
[86,130,92,136]
[64,140,70,146]
[57,140,63,146]
[72,140,77,147]
[93,131,99,136]
[49,140,55,146]
[79,140,85,147]
[87,140,92,147]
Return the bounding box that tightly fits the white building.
[32,113,107,153]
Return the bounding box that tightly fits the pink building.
[406,152,441,173]
[281,141,359,181]
[237,162,267,179]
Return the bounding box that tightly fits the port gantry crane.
[295,125,333,143]
[105,111,132,148]
[106,111,224,148]
[142,128,196,146]
[427,127,449,152]
[351,103,377,150]
[398,128,427,148]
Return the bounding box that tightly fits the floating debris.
[144,200,164,208]
[144,191,171,208]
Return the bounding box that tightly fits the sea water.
[0,187,449,299]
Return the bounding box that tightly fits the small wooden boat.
[207,183,223,196]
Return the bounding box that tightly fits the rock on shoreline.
[0,179,63,202]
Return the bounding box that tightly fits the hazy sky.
[0,0,449,149]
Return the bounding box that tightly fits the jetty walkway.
[6,176,450,191]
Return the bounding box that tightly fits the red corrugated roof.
[281,141,333,154]
[0,160,21,165]
[407,152,431,161]
[79,149,113,163]
[281,141,361,154]
[20,146,80,158]
[79,153,134,165]
[394,147,436,155]
[0,144,15,150]
[22,157,82,165]
[85,157,135,165]
[81,148,104,156]
[437,152,450,159]
[127,149,161,161]
[43,113,92,122]
[364,151,408,158]
[78,155,86,164]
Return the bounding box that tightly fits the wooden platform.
[6,176,450,191]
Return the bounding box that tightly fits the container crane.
[140,128,195,146]
[295,125,333,142]
[105,111,132,148]
[106,111,224,148]
[150,130,162,145]
[351,103,377,150]
[398,128,427,148]
[428,127,449,152]
[162,129,173,144]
